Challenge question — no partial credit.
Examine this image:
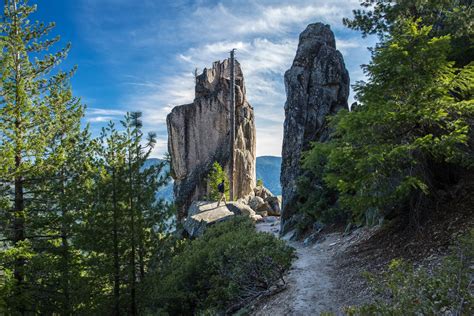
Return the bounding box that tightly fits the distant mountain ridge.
[148,156,282,201]
[256,156,282,195]
[144,158,174,202]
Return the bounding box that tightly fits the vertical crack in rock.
[281,23,350,234]
[167,59,256,219]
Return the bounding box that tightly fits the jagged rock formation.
[281,23,350,234]
[167,59,256,219]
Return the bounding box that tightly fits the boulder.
[167,59,257,220]
[183,201,262,237]
[265,196,281,216]
[236,198,247,205]
[226,202,256,217]
[256,201,273,214]
[281,23,349,234]
[254,185,274,200]
[183,201,235,238]
[249,196,265,211]
[236,193,254,206]
[251,214,264,223]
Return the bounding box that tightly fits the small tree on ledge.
[207,162,230,202]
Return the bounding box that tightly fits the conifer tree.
[79,121,128,314]
[0,0,84,313]
[77,116,171,314]
[343,0,473,66]
[122,111,170,314]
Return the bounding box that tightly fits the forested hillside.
[144,158,173,201]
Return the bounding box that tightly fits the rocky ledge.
[183,185,281,238]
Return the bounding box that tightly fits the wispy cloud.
[76,0,376,157]
[85,108,126,123]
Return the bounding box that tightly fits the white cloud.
[77,0,376,157]
[256,124,284,157]
[85,108,126,123]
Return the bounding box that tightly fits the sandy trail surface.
[253,217,370,316]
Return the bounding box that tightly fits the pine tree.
[0,0,84,313]
[343,0,473,66]
[122,111,170,314]
[26,86,85,314]
[83,121,128,314]
[77,116,171,314]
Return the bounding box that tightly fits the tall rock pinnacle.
[167,59,256,219]
[281,23,350,234]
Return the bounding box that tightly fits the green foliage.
[346,229,474,315]
[297,144,348,229]
[0,0,86,313]
[0,1,174,313]
[301,17,473,225]
[144,217,295,315]
[0,267,14,311]
[77,114,172,314]
[257,178,264,187]
[207,161,230,201]
[343,0,473,66]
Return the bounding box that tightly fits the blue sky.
[33,0,377,157]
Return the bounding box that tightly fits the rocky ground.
[251,218,376,315]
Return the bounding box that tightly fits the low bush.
[144,217,295,315]
[346,229,474,315]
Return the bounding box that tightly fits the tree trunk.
[112,168,121,316]
[129,154,137,316]
[13,0,26,307]
[60,167,71,315]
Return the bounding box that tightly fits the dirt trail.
[253,218,372,316]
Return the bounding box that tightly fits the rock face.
[184,201,235,237]
[183,201,261,237]
[280,23,350,234]
[167,59,257,219]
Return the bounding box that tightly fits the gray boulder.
[226,201,256,217]
[184,201,260,238]
[265,196,281,216]
[256,201,273,214]
[249,196,265,211]
[236,193,254,206]
[281,22,349,234]
[183,201,235,238]
[254,185,274,200]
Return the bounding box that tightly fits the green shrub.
[145,217,295,315]
[346,229,474,315]
[295,145,349,232]
[257,178,263,187]
[0,267,13,313]
[207,161,230,202]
